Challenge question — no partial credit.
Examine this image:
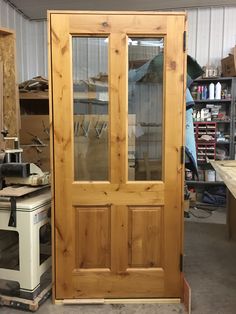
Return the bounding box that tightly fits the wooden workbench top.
[210,160,236,199]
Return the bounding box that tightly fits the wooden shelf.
[19,91,48,100]
[20,91,109,104]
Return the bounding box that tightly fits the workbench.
[210,160,236,240]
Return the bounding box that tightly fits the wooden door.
[49,11,186,300]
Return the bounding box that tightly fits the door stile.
[163,16,186,295]
[51,14,75,298]
[109,33,129,274]
[109,32,128,185]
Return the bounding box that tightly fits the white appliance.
[0,188,51,299]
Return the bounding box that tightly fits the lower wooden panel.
[129,207,162,268]
[75,206,111,269]
[72,269,164,298]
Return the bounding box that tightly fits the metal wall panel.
[195,8,211,67]
[209,7,224,66]
[0,1,236,81]
[187,6,236,67]
[187,9,198,60]
[222,6,236,59]
[0,0,48,82]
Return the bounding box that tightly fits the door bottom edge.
[55,298,181,305]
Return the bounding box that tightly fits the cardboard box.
[221,47,236,77]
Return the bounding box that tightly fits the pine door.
[49,11,186,300]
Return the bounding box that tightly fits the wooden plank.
[19,91,49,100]
[163,15,186,296]
[110,33,127,183]
[58,298,181,304]
[0,284,51,312]
[0,185,48,197]
[71,183,164,206]
[0,28,19,136]
[50,14,74,299]
[183,277,192,314]
[47,11,56,303]
[19,115,50,172]
[48,10,186,16]
[69,14,168,35]
[210,160,236,199]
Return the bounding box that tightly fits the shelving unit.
[186,77,236,207]
[191,77,236,162]
[194,122,216,163]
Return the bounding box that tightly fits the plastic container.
[209,83,215,99]
[215,82,222,100]
[197,111,201,121]
[205,170,216,182]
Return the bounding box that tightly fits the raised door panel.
[75,207,110,269]
[128,207,162,268]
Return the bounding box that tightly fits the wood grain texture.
[128,207,162,268]
[0,28,19,136]
[211,160,236,199]
[210,160,236,242]
[50,14,74,299]
[163,15,186,296]
[76,207,110,269]
[111,205,128,272]
[49,11,186,300]
[72,269,165,298]
[47,11,55,302]
[19,115,50,171]
[109,33,127,183]
[69,14,167,35]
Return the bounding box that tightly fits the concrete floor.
[1,211,236,314]
[184,221,236,314]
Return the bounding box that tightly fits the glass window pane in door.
[128,37,164,181]
[72,37,109,181]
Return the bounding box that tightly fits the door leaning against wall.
[49,11,186,301]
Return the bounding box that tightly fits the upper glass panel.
[128,37,164,181]
[72,37,109,181]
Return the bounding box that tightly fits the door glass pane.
[128,37,164,181]
[73,37,109,181]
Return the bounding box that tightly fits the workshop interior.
[0,1,236,314]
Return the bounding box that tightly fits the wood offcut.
[0,28,19,137]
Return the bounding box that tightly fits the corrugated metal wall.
[187,6,236,67]
[0,1,236,82]
[0,0,47,82]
